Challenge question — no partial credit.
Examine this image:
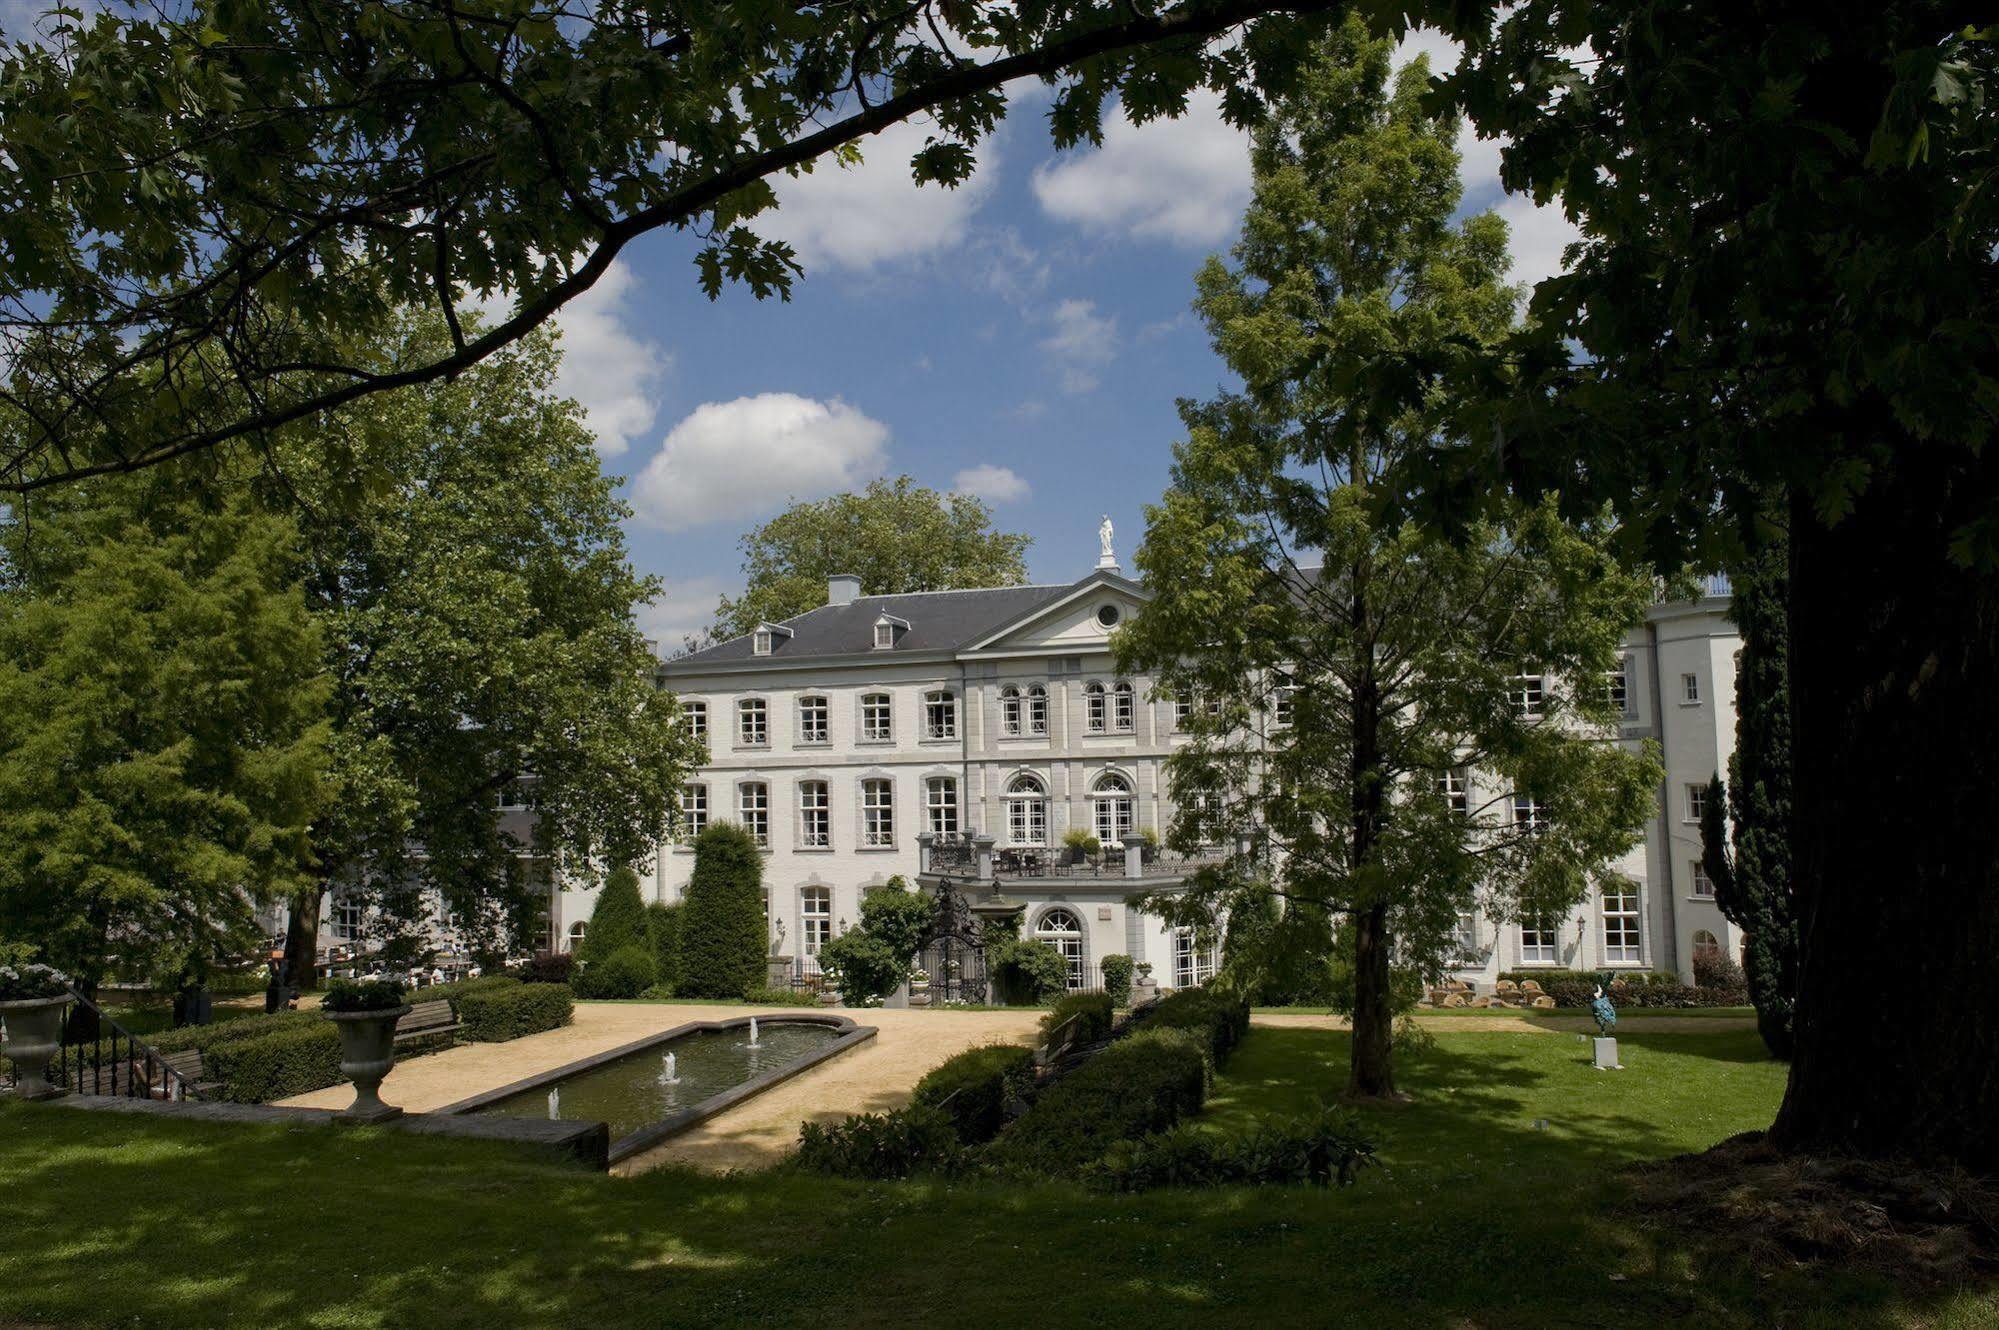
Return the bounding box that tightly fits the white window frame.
[1036,908,1086,991]
[860,692,893,743]
[923,690,957,740]
[680,783,708,838]
[1084,682,1108,734]
[683,701,707,739]
[798,780,830,849]
[1606,661,1630,714]
[862,778,895,847]
[801,887,832,957]
[1691,859,1715,897]
[1026,685,1049,735]
[753,628,773,656]
[925,777,959,835]
[1686,783,1707,824]
[1440,767,1468,815]
[1174,695,1193,729]
[1092,773,1134,845]
[737,697,768,747]
[874,621,895,649]
[1000,686,1022,737]
[1112,681,1135,733]
[1682,671,1702,704]
[1173,927,1217,988]
[1513,793,1550,833]
[738,782,769,849]
[1519,915,1559,964]
[331,897,364,942]
[1006,774,1048,846]
[797,695,829,744]
[1510,672,1545,719]
[1602,883,1643,964]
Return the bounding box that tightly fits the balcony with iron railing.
[916,831,1233,886]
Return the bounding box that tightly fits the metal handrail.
[39,987,201,1101]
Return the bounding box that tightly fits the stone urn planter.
[1,994,73,1100]
[322,1004,410,1123]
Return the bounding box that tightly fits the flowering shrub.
[0,961,71,1002]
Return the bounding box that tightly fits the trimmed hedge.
[457,983,575,1042]
[580,865,650,963]
[1139,987,1251,1066]
[203,1023,345,1103]
[986,1029,1208,1176]
[1496,969,1747,1009]
[409,974,520,1013]
[1101,954,1134,1007]
[148,1009,320,1057]
[645,902,684,994]
[911,1043,1036,1144]
[679,823,767,998]
[1040,992,1114,1050]
[1083,1106,1378,1192]
[573,946,657,999]
[795,1105,965,1179]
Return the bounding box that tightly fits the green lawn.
[1,1027,1988,1329]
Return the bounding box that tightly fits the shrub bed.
[795,1105,965,1179]
[147,1009,320,1056]
[1101,954,1134,1007]
[457,983,575,1042]
[986,1029,1208,1176]
[409,974,520,1013]
[203,1023,346,1103]
[573,946,657,999]
[1496,969,1747,1009]
[911,1043,1036,1144]
[1039,992,1114,1050]
[1083,1106,1379,1192]
[1139,988,1251,1066]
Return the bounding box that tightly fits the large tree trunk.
[1347,899,1396,1098]
[1771,440,1999,1170]
[282,884,325,994]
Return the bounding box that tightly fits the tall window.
[1605,661,1630,714]
[1036,908,1086,990]
[1452,912,1480,963]
[924,690,957,740]
[861,693,893,742]
[1092,772,1134,845]
[331,897,364,942]
[1602,883,1643,963]
[801,887,832,958]
[1691,860,1715,897]
[798,695,829,743]
[1681,671,1702,704]
[798,781,830,848]
[1271,675,1295,727]
[925,777,959,835]
[1520,915,1558,964]
[738,782,769,848]
[1000,686,1022,736]
[1112,681,1135,733]
[1085,681,1108,733]
[1173,694,1193,729]
[753,628,773,655]
[1440,767,1469,815]
[1510,672,1545,719]
[1513,794,1551,833]
[683,701,707,739]
[1686,783,1707,822]
[1006,774,1048,846]
[738,698,767,746]
[680,783,708,838]
[1692,929,1721,961]
[862,778,895,846]
[1173,928,1217,988]
[1026,685,1048,735]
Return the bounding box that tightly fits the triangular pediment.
[963,570,1148,652]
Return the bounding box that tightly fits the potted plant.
[1137,826,1162,865]
[0,959,74,1100]
[1062,827,1101,866]
[319,977,410,1123]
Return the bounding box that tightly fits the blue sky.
[510,34,1575,650]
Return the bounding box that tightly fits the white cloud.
[637,575,733,657]
[631,393,889,531]
[1031,88,1251,247]
[1494,193,1584,292]
[469,258,666,458]
[953,464,1030,504]
[760,117,999,271]
[1041,299,1119,395]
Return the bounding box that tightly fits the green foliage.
[202,1024,345,1103]
[1140,988,1252,1068]
[678,824,767,998]
[456,983,575,1042]
[1704,541,1797,1060]
[0,476,330,992]
[857,880,931,964]
[644,902,684,995]
[1084,1106,1378,1192]
[574,946,657,1000]
[410,974,520,1012]
[987,1030,1209,1176]
[1100,954,1134,1007]
[910,1043,1037,1145]
[820,882,932,1007]
[1061,827,1101,857]
[794,1105,965,1180]
[146,1010,322,1057]
[1496,970,1741,1010]
[320,979,407,1013]
[579,866,649,965]
[1040,992,1114,1049]
[988,936,1068,1005]
[715,478,1031,640]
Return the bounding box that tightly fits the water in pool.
[473,1022,839,1141]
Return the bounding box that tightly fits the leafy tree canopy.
[712,477,1031,642]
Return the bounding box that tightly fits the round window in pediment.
[1096,603,1121,628]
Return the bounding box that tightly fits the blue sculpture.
[1589,980,1618,1036]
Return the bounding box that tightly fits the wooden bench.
[393,999,461,1047]
[157,1048,223,1101]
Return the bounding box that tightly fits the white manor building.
[550,542,1748,995]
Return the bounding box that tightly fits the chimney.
[827,573,862,606]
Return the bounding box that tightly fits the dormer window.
[872,613,910,649]
[751,622,793,656]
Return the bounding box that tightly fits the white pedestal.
[1592,1036,1623,1070]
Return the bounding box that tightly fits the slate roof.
[666,583,1076,669]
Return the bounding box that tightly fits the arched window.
[1084,681,1108,733]
[1000,686,1022,736]
[1112,681,1135,733]
[1092,772,1133,846]
[1036,907,1086,990]
[1692,929,1721,961]
[566,921,587,952]
[801,887,832,957]
[1026,685,1048,735]
[1006,774,1048,846]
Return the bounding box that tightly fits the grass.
[1250,1005,1759,1019]
[1,1027,1990,1329]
